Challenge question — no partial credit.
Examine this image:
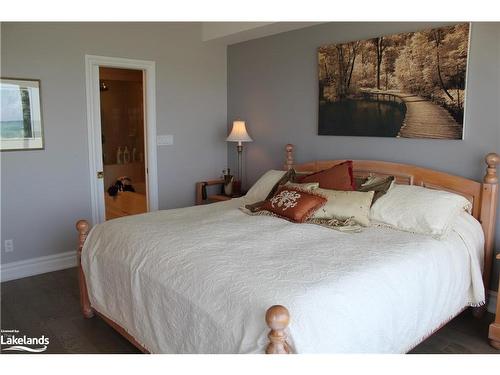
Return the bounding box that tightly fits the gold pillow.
[311,188,374,226]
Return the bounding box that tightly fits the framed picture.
[318,23,470,139]
[1,78,44,150]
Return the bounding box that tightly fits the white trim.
[488,290,497,314]
[0,251,77,282]
[84,55,158,225]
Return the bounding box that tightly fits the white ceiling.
[201,22,323,45]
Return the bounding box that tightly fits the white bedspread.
[82,197,485,353]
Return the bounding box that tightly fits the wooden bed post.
[265,305,291,354]
[284,144,294,170]
[76,220,94,319]
[481,153,499,293]
[473,153,499,319]
[483,153,500,349]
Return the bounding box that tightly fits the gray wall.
[1,22,227,264]
[227,22,500,290]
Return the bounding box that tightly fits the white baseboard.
[488,290,497,314]
[0,251,77,282]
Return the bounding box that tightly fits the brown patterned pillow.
[261,186,327,223]
[244,180,317,213]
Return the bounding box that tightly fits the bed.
[76,144,500,353]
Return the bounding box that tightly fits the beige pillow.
[370,184,472,238]
[312,188,375,226]
[245,170,287,202]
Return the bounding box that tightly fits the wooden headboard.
[283,144,499,290]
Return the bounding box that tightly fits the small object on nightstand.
[195,177,244,205]
[222,169,234,196]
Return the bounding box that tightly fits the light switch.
[157,134,173,146]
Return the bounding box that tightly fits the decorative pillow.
[356,175,395,204]
[265,169,297,200]
[311,188,374,226]
[260,186,327,223]
[354,176,366,190]
[297,161,355,191]
[283,181,320,191]
[370,184,472,239]
[244,182,318,214]
[245,170,287,202]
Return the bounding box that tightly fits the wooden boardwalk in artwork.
[360,89,463,139]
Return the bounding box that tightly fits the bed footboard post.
[265,305,291,354]
[481,153,499,292]
[76,220,94,319]
[483,153,500,348]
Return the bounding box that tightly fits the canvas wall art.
[1,78,44,150]
[318,23,470,139]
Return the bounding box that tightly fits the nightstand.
[195,179,243,205]
[489,253,500,349]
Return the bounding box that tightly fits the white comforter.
[82,197,485,353]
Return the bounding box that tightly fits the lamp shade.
[226,120,253,143]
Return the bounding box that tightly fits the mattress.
[82,196,485,353]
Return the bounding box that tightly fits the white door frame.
[85,54,158,224]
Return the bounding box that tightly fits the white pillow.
[245,170,286,202]
[312,189,374,226]
[370,184,472,239]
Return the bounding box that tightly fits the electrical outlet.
[156,134,173,146]
[4,239,14,253]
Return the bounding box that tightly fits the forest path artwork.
[318,23,469,139]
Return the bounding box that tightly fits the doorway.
[85,55,158,224]
[100,67,147,220]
